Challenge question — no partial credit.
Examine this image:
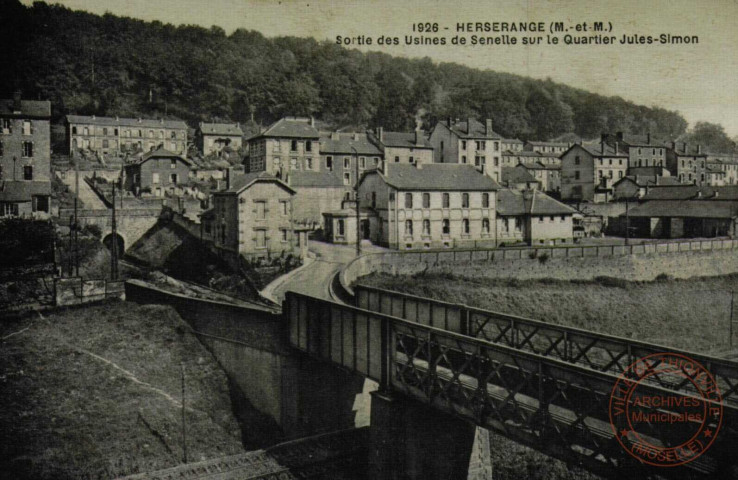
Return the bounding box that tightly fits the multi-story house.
[207,171,298,260]
[355,163,499,249]
[706,153,738,185]
[66,115,188,157]
[244,117,320,179]
[367,128,434,166]
[429,118,503,182]
[196,122,243,156]
[501,149,561,168]
[0,93,51,217]
[501,138,525,152]
[524,141,571,155]
[519,162,561,193]
[496,188,576,246]
[560,142,628,203]
[124,147,193,196]
[665,142,708,185]
[601,132,667,168]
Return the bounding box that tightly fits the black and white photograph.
[1,0,738,478]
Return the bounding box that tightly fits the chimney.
[12,90,22,111]
[415,130,421,145]
[378,126,384,142]
[467,117,473,134]
[683,142,688,153]
[446,117,452,127]
[485,119,492,136]
[647,132,651,144]
[226,167,232,190]
[697,144,702,154]
[615,141,619,154]
[353,132,359,141]
[415,158,423,169]
[310,116,315,127]
[331,131,339,141]
[138,118,142,123]
[92,114,96,120]
[601,139,606,155]
[617,132,624,141]
[671,141,676,150]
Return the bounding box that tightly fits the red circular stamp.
[608,352,723,467]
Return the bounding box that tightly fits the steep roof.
[379,131,433,149]
[502,138,525,144]
[66,115,187,130]
[524,161,560,171]
[0,99,51,118]
[199,123,243,136]
[641,185,702,200]
[627,166,669,177]
[496,188,576,216]
[444,118,502,140]
[128,147,193,166]
[216,171,295,195]
[365,164,499,191]
[577,142,628,158]
[0,181,51,202]
[320,132,382,155]
[525,141,570,148]
[615,175,682,188]
[289,170,347,188]
[626,200,738,219]
[253,117,319,139]
[501,166,537,185]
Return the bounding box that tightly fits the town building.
[624,200,738,238]
[354,163,499,249]
[0,93,51,217]
[501,138,525,152]
[429,118,503,182]
[501,149,561,168]
[524,141,571,155]
[66,115,188,157]
[665,142,708,185]
[706,153,738,185]
[496,188,576,246]
[244,117,320,180]
[560,142,628,203]
[321,131,382,191]
[501,166,540,191]
[519,162,561,193]
[601,132,667,168]
[367,128,434,166]
[124,147,193,196]
[196,122,243,156]
[206,171,299,260]
[612,175,681,200]
[322,199,375,245]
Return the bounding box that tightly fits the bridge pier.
[369,390,477,480]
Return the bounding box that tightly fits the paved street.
[270,240,386,303]
[56,170,108,210]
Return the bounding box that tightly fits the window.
[280,201,288,215]
[442,193,450,208]
[22,121,31,135]
[371,192,376,208]
[306,158,313,170]
[462,193,469,208]
[618,171,623,178]
[168,159,176,169]
[22,142,33,157]
[281,229,288,242]
[494,142,499,152]
[462,219,470,235]
[84,127,89,136]
[515,218,522,231]
[422,219,430,235]
[152,173,160,184]
[574,171,580,180]
[103,127,108,136]
[337,219,345,236]
[171,131,176,139]
[326,156,333,171]
[404,193,413,208]
[422,192,430,208]
[442,219,450,235]
[561,215,566,221]
[256,230,266,248]
[461,155,467,164]
[170,173,178,184]
[475,140,486,150]
[306,141,312,152]
[461,140,466,150]
[394,156,399,163]
[0,141,3,156]
[148,130,154,138]
[482,218,490,234]
[574,155,580,165]
[539,216,544,222]
[290,158,298,170]
[482,193,489,208]
[159,130,164,139]
[343,172,351,185]
[256,201,266,219]
[170,141,176,151]
[23,166,33,180]
[344,157,350,169]
[502,218,509,232]
[608,159,612,165]
[103,139,109,148]
[409,156,414,164]
[359,157,365,169]
[405,220,413,236]
[291,140,298,151]
[72,126,77,135]
[475,156,485,166]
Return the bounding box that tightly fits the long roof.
[626,200,738,219]
[127,147,193,166]
[289,170,347,188]
[320,132,382,155]
[215,171,295,195]
[444,118,502,140]
[577,142,628,158]
[363,164,499,191]
[496,188,576,216]
[0,181,51,202]
[0,99,51,118]
[66,115,187,130]
[251,117,319,139]
[199,123,243,136]
[501,166,537,184]
[379,131,433,149]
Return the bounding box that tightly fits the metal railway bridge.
[286,286,738,480]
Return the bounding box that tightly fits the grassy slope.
[0,301,244,480]
[357,272,737,480]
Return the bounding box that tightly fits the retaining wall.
[55,277,125,306]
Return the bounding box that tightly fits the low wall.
[124,279,365,440]
[341,239,738,293]
[55,277,125,306]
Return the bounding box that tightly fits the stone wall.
[55,277,125,306]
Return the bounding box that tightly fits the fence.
[340,238,738,296]
[54,277,125,306]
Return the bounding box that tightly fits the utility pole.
[110,181,119,280]
[351,146,361,257]
[625,197,630,246]
[181,363,188,464]
[731,290,735,349]
[74,160,80,277]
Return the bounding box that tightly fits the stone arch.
[102,232,126,255]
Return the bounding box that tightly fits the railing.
[286,291,738,478]
[355,285,738,406]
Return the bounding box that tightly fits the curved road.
[269,240,386,303]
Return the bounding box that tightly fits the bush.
[538,252,549,264]
[82,224,102,239]
[593,276,630,288]
[528,250,538,259]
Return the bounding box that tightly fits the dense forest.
[1,0,731,148]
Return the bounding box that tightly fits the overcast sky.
[21,0,738,136]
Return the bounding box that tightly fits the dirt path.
[57,170,108,209]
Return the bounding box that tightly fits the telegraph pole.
[74,160,80,277]
[351,146,361,258]
[110,180,119,280]
[730,290,735,349]
[181,363,188,464]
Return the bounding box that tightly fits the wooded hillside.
[2,1,689,141]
